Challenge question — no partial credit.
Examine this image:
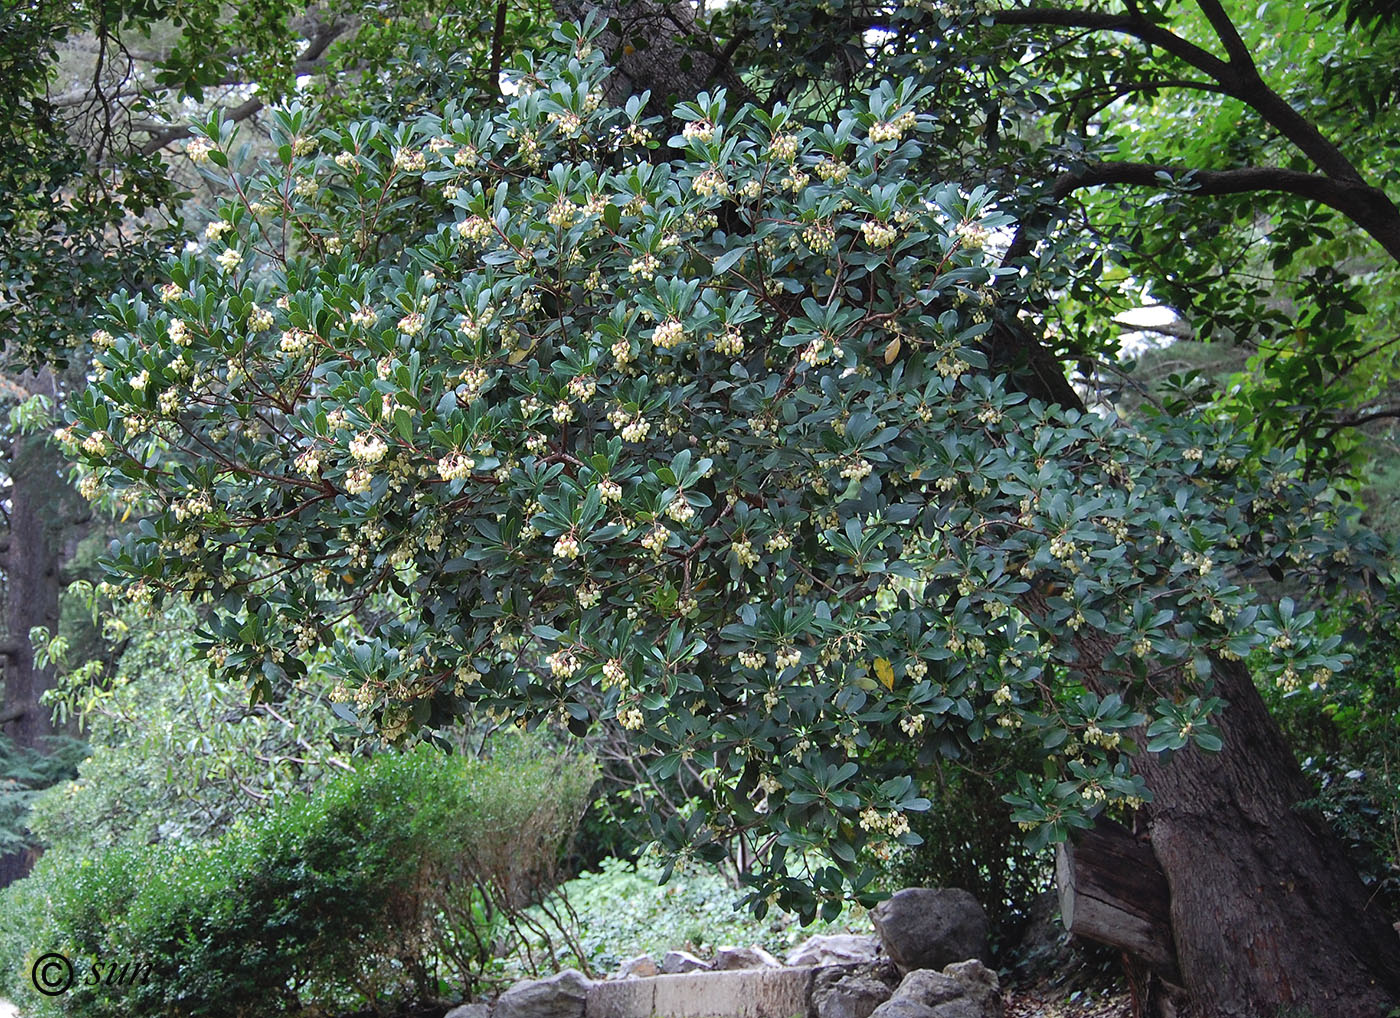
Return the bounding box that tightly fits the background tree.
[0,0,549,884]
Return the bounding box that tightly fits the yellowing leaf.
[874,657,894,690]
[883,337,901,364]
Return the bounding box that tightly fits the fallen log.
[1055,818,1179,982]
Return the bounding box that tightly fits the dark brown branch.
[990,7,1234,84]
[139,95,264,156]
[490,0,508,85]
[1192,0,1255,70]
[1319,405,1400,441]
[989,5,1368,185]
[1004,161,1400,264]
[0,705,26,725]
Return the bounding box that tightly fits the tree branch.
[1320,404,1400,441]
[137,19,346,155]
[139,95,263,155]
[990,7,1235,84]
[989,5,1369,184]
[1005,161,1400,264]
[1192,0,1255,70]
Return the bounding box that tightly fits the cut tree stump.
[1055,818,1180,982]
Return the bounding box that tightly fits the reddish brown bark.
[1131,657,1400,1018]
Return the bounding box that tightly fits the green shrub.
[0,731,596,1017]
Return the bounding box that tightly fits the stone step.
[586,965,818,1018]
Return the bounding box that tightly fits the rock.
[786,933,882,967]
[812,959,902,993]
[869,999,939,1018]
[611,954,658,980]
[713,945,782,970]
[890,969,964,1008]
[811,972,894,1018]
[493,969,591,1018]
[929,1000,985,1018]
[444,1005,492,1018]
[871,888,990,972]
[942,960,1002,1018]
[660,949,710,974]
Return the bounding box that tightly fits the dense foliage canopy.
[57,22,1388,919]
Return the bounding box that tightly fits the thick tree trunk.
[1130,657,1400,1018]
[1,387,74,886]
[551,0,753,113]
[1022,575,1400,1016]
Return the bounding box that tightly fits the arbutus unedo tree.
[58,23,1400,1017]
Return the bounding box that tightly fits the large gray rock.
[871,889,990,972]
[890,970,964,1008]
[659,949,710,974]
[612,954,658,980]
[811,972,894,1018]
[444,1005,492,1018]
[942,960,1002,1018]
[929,1000,985,1018]
[494,969,591,1018]
[713,945,782,970]
[786,933,881,967]
[869,999,939,1018]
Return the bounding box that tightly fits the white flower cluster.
[839,456,873,481]
[775,647,801,670]
[861,221,897,248]
[553,533,581,559]
[665,494,695,523]
[859,807,911,837]
[345,467,373,495]
[398,312,425,335]
[628,252,659,279]
[682,120,715,144]
[547,649,578,677]
[731,538,759,568]
[868,110,917,143]
[349,433,389,464]
[641,524,669,554]
[815,158,850,183]
[738,650,765,669]
[715,328,744,356]
[692,168,729,197]
[802,222,835,253]
[393,147,427,172]
[456,216,493,243]
[186,136,215,164]
[280,328,312,355]
[437,451,475,482]
[652,318,685,349]
[768,133,799,161]
[955,220,991,249]
[568,375,596,401]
